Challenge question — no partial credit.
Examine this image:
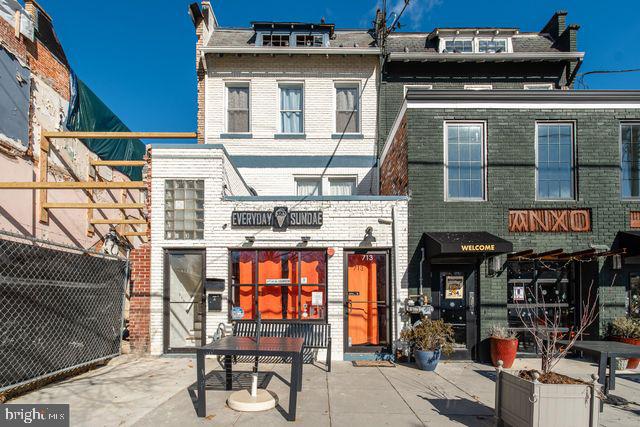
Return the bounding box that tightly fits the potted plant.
[609,317,640,369]
[495,282,602,427]
[489,325,518,368]
[400,319,454,371]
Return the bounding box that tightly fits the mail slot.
[208,294,222,311]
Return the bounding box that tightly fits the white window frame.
[439,37,512,53]
[292,32,328,47]
[278,82,305,134]
[403,84,433,97]
[464,84,493,90]
[328,176,358,196]
[534,121,576,202]
[258,32,291,47]
[524,83,554,90]
[224,81,251,133]
[443,121,487,202]
[294,176,322,196]
[620,121,640,200]
[334,81,361,135]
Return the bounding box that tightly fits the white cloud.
[389,0,442,30]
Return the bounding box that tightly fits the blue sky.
[37,0,640,141]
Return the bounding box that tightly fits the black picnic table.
[554,339,640,394]
[196,336,305,421]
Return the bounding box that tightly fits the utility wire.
[576,68,640,89]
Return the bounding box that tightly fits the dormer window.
[440,36,512,53]
[262,34,290,47]
[445,39,472,53]
[478,39,507,53]
[296,34,324,47]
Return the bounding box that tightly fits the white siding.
[204,55,379,195]
[150,147,408,360]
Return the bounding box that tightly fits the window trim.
[524,83,554,90]
[334,81,361,135]
[278,82,305,134]
[476,37,510,53]
[294,176,322,196]
[328,176,358,196]
[464,84,493,90]
[403,84,433,97]
[534,121,577,202]
[439,37,512,53]
[443,121,488,202]
[440,37,474,53]
[258,32,291,47]
[620,121,640,200]
[224,81,251,134]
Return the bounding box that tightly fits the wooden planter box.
[495,367,600,427]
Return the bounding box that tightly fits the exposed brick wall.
[380,114,408,196]
[128,148,152,352]
[195,15,205,144]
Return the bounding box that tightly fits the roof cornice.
[405,89,640,104]
[387,52,584,62]
[200,46,380,55]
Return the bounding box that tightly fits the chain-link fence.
[0,230,128,395]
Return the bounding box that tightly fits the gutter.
[404,89,640,103]
[387,51,585,62]
[199,46,380,55]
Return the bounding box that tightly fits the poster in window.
[445,276,464,299]
[311,291,323,306]
[513,285,525,302]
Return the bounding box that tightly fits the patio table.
[554,339,640,394]
[196,336,304,421]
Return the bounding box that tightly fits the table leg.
[288,354,300,421]
[196,350,206,417]
[598,353,607,391]
[298,353,303,392]
[225,355,233,391]
[609,356,616,391]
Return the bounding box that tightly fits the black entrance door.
[430,265,478,359]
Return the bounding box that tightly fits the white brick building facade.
[149,146,408,359]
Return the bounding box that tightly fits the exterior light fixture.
[301,236,310,243]
[245,236,255,243]
[612,254,623,270]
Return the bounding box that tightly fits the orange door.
[347,253,387,347]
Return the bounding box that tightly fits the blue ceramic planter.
[415,349,441,371]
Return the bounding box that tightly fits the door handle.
[468,292,475,316]
[345,300,353,313]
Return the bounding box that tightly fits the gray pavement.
[10,355,640,426]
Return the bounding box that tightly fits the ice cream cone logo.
[274,207,288,229]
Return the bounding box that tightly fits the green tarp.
[66,78,145,180]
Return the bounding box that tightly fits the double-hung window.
[445,122,485,200]
[279,84,303,133]
[335,85,360,134]
[536,123,575,200]
[295,178,321,196]
[621,123,640,199]
[226,84,250,133]
[329,178,357,196]
[478,39,507,53]
[445,39,473,53]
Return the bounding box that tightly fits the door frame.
[429,261,480,360]
[343,248,392,353]
[163,248,207,354]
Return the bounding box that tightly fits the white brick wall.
[150,147,408,360]
[204,54,379,195]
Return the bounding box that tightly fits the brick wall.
[128,148,152,352]
[380,114,408,196]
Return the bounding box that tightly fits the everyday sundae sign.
[231,207,323,230]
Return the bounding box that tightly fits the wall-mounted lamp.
[245,236,255,243]
[378,218,393,225]
[301,236,311,243]
[612,254,623,270]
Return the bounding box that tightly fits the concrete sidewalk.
[10,355,640,426]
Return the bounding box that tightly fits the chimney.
[558,24,580,52]
[541,10,567,40]
[23,0,51,21]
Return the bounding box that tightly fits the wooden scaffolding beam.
[90,160,146,167]
[43,202,145,209]
[0,181,146,189]
[90,218,147,225]
[42,131,196,139]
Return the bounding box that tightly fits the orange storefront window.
[230,249,327,321]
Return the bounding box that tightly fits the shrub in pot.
[400,319,454,371]
[488,325,518,368]
[609,317,640,369]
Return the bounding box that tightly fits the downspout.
[419,246,425,297]
[391,206,398,344]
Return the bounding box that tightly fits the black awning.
[423,232,513,258]
[614,231,640,256]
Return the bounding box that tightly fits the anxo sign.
[508,209,591,233]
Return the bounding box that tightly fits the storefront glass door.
[163,249,205,352]
[431,266,478,359]
[345,251,390,352]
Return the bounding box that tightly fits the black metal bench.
[232,321,331,372]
